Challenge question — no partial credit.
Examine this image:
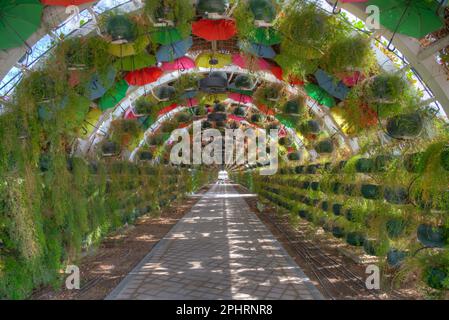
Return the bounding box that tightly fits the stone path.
[106,183,323,300]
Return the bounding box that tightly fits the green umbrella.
[0,0,43,50]
[250,27,281,46]
[304,83,336,108]
[114,52,156,71]
[151,27,182,45]
[368,0,444,39]
[98,79,129,111]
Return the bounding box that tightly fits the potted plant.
[360,184,381,200]
[299,120,320,136]
[363,238,390,257]
[145,0,194,37]
[133,97,154,115]
[332,203,343,216]
[386,112,423,139]
[138,150,153,161]
[424,266,448,290]
[254,84,283,108]
[386,249,408,268]
[403,152,425,173]
[314,139,334,154]
[384,186,408,205]
[346,232,366,247]
[417,224,449,248]
[287,151,301,161]
[101,140,121,157]
[364,73,408,104]
[386,217,408,239]
[355,158,375,173]
[233,106,246,117]
[175,74,200,95]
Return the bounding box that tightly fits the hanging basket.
[386,218,407,239]
[355,158,375,173]
[346,232,365,247]
[363,238,390,257]
[417,224,449,248]
[314,139,334,154]
[385,113,423,139]
[384,186,409,205]
[360,184,381,200]
[386,249,408,268]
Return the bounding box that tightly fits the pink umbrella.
[337,71,365,87]
[183,98,198,107]
[232,54,265,71]
[124,107,138,119]
[161,57,196,72]
[228,93,253,104]
[229,114,245,122]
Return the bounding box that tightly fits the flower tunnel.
[0,0,449,300]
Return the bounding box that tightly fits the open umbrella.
[229,93,253,104]
[250,27,281,46]
[124,67,163,86]
[314,69,350,101]
[180,90,198,100]
[304,83,336,108]
[98,79,129,111]
[183,97,199,107]
[40,0,95,5]
[81,107,102,138]
[368,0,444,40]
[0,0,43,50]
[85,67,117,100]
[232,54,271,70]
[114,52,156,72]
[151,27,182,45]
[250,0,276,22]
[156,37,192,62]
[108,35,150,57]
[161,56,196,71]
[192,19,237,41]
[239,41,276,59]
[196,52,232,68]
[201,93,228,104]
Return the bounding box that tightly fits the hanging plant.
[233,0,255,40]
[253,83,283,108]
[314,139,334,154]
[364,73,408,104]
[133,96,155,115]
[110,119,141,147]
[145,0,194,37]
[174,73,200,94]
[323,34,376,74]
[385,112,423,139]
[101,140,121,156]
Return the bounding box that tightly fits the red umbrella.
[125,67,163,86]
[269,65,283,81]
[192,19,237,41]
[157,103,178,117]
[41,0,95,6]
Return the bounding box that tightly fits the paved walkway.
[106,183,323,300]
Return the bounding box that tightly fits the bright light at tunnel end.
[169,121,279,175]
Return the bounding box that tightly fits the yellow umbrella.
[81,108,103,138]
[108,35,150,58]
[195,52,232,69]
[200,93,228,105]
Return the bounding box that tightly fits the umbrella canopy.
[229,93,253,104]
[40,0,94,5]
[114,52,156,72]
[156,37,193,62]
[192,19,237,41]
[183,97,199,107]
[232,53,271,70]
[197,0,228,15]
[180,90,198,100]
[368,0,444,38]
[250,27,281,46]
[0,0,43,50]
[85,67,117,100]
[336,70,365,87]
[124,107,138,120]
[98,79,129,111]
[196,52,232,68]
[304,83,336,108]
[108,35,150,57]
[314,69,350,100]
[239,41,276,59]
[250,0,276,22]
[105,15,136,43]
[201,93,228,105]
[125,67,163,86]
[161,56,196,71]
[81,107,102,138]
[151,27,182,45]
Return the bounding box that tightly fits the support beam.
[417,35,449,60]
